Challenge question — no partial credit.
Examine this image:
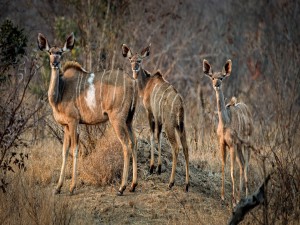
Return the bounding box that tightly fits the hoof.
[54,188,61,195]
[129,183,138,192]
[149,165,155,174]
[168,182,174,189]
[69,189,75,196]
[185,183,190,192]
[157,165,162,175]
[117,186,126,196]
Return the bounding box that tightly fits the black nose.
[52,62,59,67]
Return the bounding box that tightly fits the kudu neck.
[136,68,150,98]
[48,66,61,108]
[215,87,230,124]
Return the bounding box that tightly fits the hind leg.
[110,118,132,195]
[156,123,163,174]
[127,122,138,192]
[179,129,189,192]
[165,126,179,189]
[244,145,251,196]
[147,111,156,174]
[236,144,245,201]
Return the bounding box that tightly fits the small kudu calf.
[122,44,189,191]
[37,33,138,195]
[203,59,253,203]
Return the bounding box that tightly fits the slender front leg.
[220,141,226,201]
[55,126,70,194]
[70,123,79,195]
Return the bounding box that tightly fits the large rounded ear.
[222,59,232,76]
[122,44,133,58]
[62,32,75,52]
[37,33,50,51]
[141,43,151,58]
[203,59,212,76]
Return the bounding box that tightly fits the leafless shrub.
[0,57,42,192]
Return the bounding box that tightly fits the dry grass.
[79,126,123,186]
[0,170,74,225]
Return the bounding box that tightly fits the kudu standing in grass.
[122,44,189,191]
[37,33,138,195]
[203,59,253,203]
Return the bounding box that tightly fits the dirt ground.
[52,139,234,225]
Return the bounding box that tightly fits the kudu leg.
[111,119,131,195]
[148,112,156,174]
[236,145,245,201]
[127,123,138,192]
[230,146,236,204]
[156,123,163,175]
[70,123,79,195]
[55,126,70,194]
[244,146,251,196]
[166,128,179,189]
[180,129,190,192]
[220,142,226,201]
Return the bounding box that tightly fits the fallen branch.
[228,174,271,225]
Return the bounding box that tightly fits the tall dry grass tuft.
[79,126,123,186]
[0,170,74,225]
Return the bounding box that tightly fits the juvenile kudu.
[203,59,253,203]
[122,44,189,191]
[37,33,138,195]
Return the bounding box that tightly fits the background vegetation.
[0,0,299,224]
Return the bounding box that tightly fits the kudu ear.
[203,59,212,77]
[62,32,75,52]
[141,43,151,58]
[122,44,133,58]
[37,33,50,52]
[222,59,232,76]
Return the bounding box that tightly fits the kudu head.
[122,44,151,79]
[203,59,232,91]
[37,33,75,69]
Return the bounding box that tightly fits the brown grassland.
[0,0,299,224]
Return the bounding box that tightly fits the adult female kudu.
[37,33,138,195]
[122,44,189,191]
[203,59,253,203]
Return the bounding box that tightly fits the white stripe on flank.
[154,83,164,101]
[171,93,178,113]
[85,73,96,110]
[163,88,174,120]
[112,68,119,104]
[158,85,171,118]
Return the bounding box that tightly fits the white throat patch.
[85,73,96,110]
